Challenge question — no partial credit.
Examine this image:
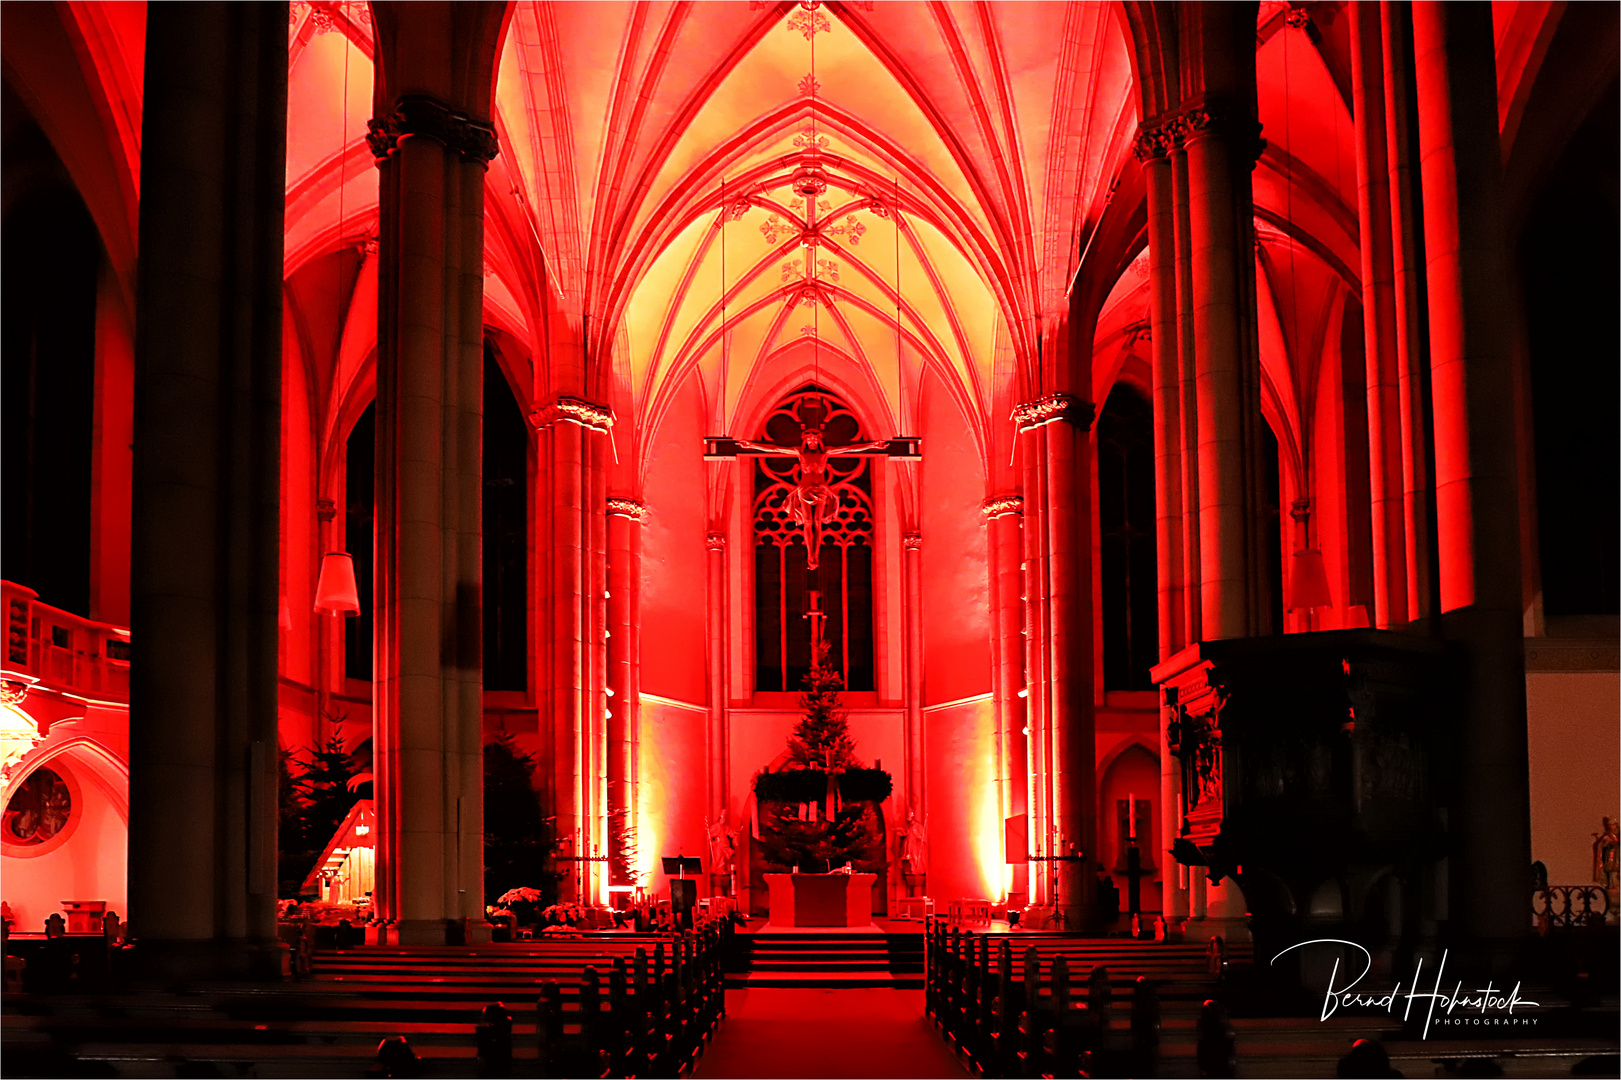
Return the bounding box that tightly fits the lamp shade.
[1288,549,1333,611]
[314,552,361,614]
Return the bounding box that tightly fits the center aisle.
[693,987,970,1079]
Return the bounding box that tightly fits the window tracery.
[753,388,876,692]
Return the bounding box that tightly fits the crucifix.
[705,418,918,570]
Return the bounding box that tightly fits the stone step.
[726,971,926,989]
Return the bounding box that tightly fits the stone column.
[1137,120,1190,929]
[902,532,925,823]
[128,1,287,979]
[1350,1,1409,629]
[606,499,646,893]
[1170,127,1203,647]
[368,95,497,944]
[534,397,614,903]
[1138,126,1186,660]
[1382,1,1438,626]
[1018,421,1051,906]
[1180,100,1269,641]
[705,530,729,827]
[983,497,1028,904]
[1016,393,1098,929]
[1411,1,1531,952]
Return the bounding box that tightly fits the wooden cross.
[705,420,918,571]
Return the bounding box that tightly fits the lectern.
[663,856,702,928]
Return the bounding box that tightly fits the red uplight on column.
[1288,550,1333,611]
[314,552,361,614]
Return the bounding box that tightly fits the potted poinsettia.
[540,901,588,932]
[495,887,546,927]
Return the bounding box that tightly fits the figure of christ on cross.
[707,424,920,570]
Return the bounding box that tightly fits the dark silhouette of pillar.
[128,1,288,979]
[1411,1,1532,953]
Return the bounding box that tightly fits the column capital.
[530,395,615,434]
[981,495,1025,520]
[903,532,923,550]
[606,498,649,522]
[1132,123,1174,163]
[705,531,727,550]
[367,95,499,165]
[1012,393,1094,433]
[316,499,337,522]
[1172,96,1264,164]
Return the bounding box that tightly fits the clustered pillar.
[1131,1,1531,952]
[1013,393,1098,929]
[534,397,614,904]
[1135,78,1270,940]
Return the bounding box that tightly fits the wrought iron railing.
[1533,885,1613,932]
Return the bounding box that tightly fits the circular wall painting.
[4,766,72,847]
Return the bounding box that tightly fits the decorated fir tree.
[787,640,859,770]
[755,638,888,873]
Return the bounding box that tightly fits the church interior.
[2,1,1618,1076]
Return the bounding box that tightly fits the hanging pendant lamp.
[1287,549,1332,611]
[314,551,361,614]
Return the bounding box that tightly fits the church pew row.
[920,924,1618,1079]
[1,920,729,1078]
[922,921,1248,1078]
[310,923,729,1077]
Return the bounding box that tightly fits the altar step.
[728,931,925,989]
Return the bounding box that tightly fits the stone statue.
[900,808,928,876]
[733,421,891,570]
[1593,815,1618,890]
[705,810,738,874]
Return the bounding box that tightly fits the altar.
[763,873,877,928]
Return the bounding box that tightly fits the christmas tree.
[755,638,886,872]
[787,639,859,770]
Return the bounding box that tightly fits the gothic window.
[3,766,71,847]
[1098,386,1158,689]
[483,346,528,691]
[1,121,99,616]
[754,388,875,692]
[344,403,374,681]
[1261,423,1284,634]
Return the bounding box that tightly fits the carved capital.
[606,498,649,522]
[1174,98,1264,164]
[1283,5,1313,31]
[1012,393,1094,433]
[705,532,727,550]
[981,495,1024,520]
[316,499,337,522]
[531,396,615,434]
[1132,124,1172,163]
[903,532,923,550]
[367,95,500,165]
